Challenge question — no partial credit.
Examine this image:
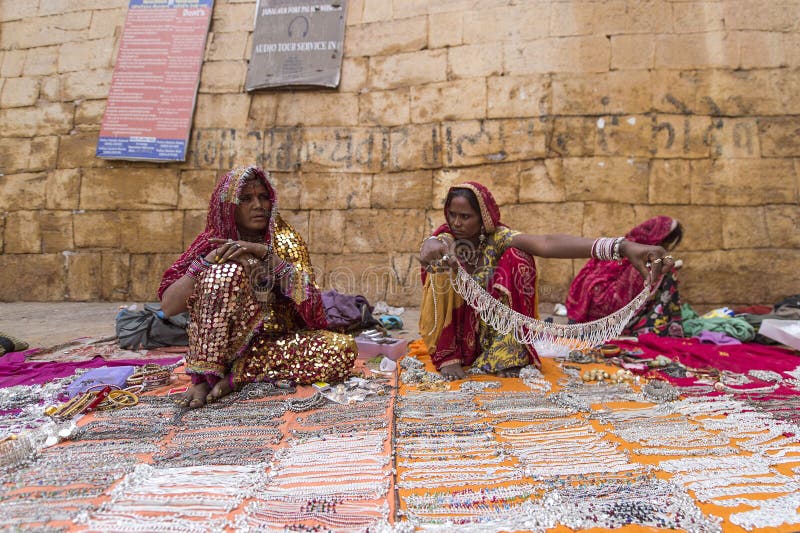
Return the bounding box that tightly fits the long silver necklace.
[443,264,651,355]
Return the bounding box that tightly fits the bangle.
[611,237,625,261]
[591,237,624,261]
[273,259,293,279]
[187,256,212,279]
[422,235,450,250]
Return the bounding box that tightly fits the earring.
[479,226,486,246]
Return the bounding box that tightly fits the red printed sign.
[97,0,213,162]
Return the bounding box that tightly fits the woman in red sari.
[419,183,675,381]
[159,166,357,408]
[566,216,684,336]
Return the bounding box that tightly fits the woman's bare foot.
[497,366,522,378]
[440,363,467,381]
[206,376,234,404]
[179,382,211,409]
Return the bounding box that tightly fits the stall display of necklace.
[674,383,716,396]
[250,430,391,529]
[0,497,95,529]
[551,476,722,533]
[641,379,681,403]
[72,419,168,441]
[170,426,283,446]
[6,444,139,527]
[504,424,643,478]
[392,345,800,532]
[80,463,264,531]
[609,418,730,448]
[14,440,141,487]
[728,492,800,530]
[741,395,800,424]
[748,369,784,383]
[236,500,390,531]
[550,379,644,412]
[459,380,500,393]
[519,365,551,394]
[290,419,388,440]
[285,391,327,412]
[175,401,287,427]
[153,445,276,468]
[401,484,550,526]
[296,398,389,426]
[446,264,651,356]
[92,395,178,424]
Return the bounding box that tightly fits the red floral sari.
[419,182,541,372]
[566,216,683,336]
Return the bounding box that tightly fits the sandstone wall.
[1,0,798,309]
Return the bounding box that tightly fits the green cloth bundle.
[681,304,756,342]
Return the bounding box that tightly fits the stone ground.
[0,302,424,349]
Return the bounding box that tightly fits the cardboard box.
[759,319,800,351]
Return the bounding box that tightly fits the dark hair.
[662,222,683,251]
[445,188,481,216]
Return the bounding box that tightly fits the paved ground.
[0,302,422,349]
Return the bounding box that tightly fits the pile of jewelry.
[81,463,265,531]
[241,392,393,532]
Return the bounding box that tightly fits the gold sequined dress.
[186,214,356,386]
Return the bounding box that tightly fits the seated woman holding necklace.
[419,182,675,381]
[159,166,357,408]
[566,216,685,337]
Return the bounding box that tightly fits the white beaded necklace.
[440,264,651,355]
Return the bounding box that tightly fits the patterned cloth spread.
[159,167,355,386]
[419,182,540,373]
[566,216,683,336]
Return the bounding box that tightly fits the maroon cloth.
[566,216,675,322]
[617,334,800,395]
[0,349,181,388]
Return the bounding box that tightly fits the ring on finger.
[653,258,663,264]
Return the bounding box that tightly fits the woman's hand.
[207,239,270,264]
[207,239,273,277]
[439,361,467,381]
[620,240,677,284]
[420,236,457,271]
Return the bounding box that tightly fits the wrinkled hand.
[420,236,457,272]
[620,240,677,285]
[439,362,467,381]
[206,239,270,276]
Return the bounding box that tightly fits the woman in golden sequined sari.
[419,182,675,381]
[159,167,356,408]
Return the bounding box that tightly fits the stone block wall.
[1,0,798,310]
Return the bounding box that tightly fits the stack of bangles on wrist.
[272,258,293,279]
[591,236,625,261]
[187,256,212,279]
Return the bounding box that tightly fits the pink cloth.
[566,216,675,322]
[617,334,800,395]
[0,349,181,388]
[696,330,742,345]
